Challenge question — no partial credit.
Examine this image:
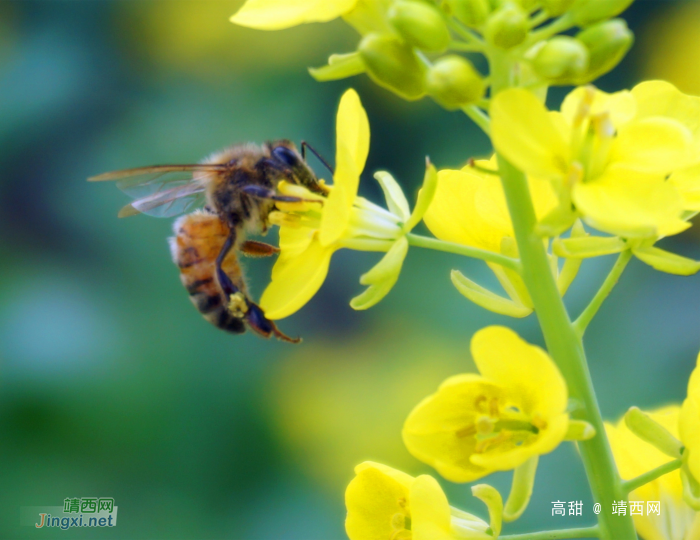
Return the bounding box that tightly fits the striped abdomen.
[169,210,247,334]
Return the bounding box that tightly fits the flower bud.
[426,55,485,109]
[575,19,633,83]
[388,0,451,52]
[532,36,589,83]
[540,0,575,16]
[359,33,427,100]
[569,0,635,27]
[485,2,528,49]
[445,0,491,27]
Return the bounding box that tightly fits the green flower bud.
[532,36,589,83]
[485,2,528,49]
[569,0,635,27]
[445,0,491,27]
[540,0,575,16]
[359,33,427,100]
[575,19,633,83]
[426,55,485,109]
[388,0,451,52]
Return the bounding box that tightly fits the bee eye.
[272,146,298,167]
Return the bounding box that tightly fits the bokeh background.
[1,1,699,538]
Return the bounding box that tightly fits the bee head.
[267,140,324,194]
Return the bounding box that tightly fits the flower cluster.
[231,0,634,108]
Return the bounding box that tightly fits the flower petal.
[470,326,567,417]
[350,236,408,310]
[345,464,411,540]
[491,88,570,179]
[231,0,357,30]
[681,354,700,485]
[374,171,410,221]
[611,117,694,174]
[573,167,688,238]
[320,89,370,245]
[560,86,636,128]
[410,476,453,540]
[260,239,334,319]
[670,164,700,211]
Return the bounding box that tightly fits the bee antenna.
[301,141,334,176]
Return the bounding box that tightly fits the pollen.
[228,292,248,317]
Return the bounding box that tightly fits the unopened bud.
[445,0,491,28]
[426,55,485,109]
[359,33,427,100]
[575,19,633,83]
[569,0,635,27]
[540,0,575,16]
[388,0,451,52]
[485,2,528,49]
[532,36,589,83]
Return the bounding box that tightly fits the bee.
[89,140,330,343]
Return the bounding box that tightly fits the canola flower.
[229,1,700,539]
[345,462,501,540]
[607,407,700,540]
[403,326,570,482]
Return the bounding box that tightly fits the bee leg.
[241,185,323,205]
[240,240,279,258]
[245,302,301,344]
[215,232,242,300]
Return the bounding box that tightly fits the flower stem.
[622,458,682,494]
[500,526,599,540]
[406,233,520,270]
[495,156,637,540]
[572,250,633,337]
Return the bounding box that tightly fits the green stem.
[461,105,491,134]
[495,156,637,540]
[406,233,520,271]
[573,250,633,338]
[623,458,682,494]
[500,526,599,540]
[486,48,636,539]
[450,40,486,52]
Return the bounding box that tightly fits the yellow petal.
[491,88,570,179]
[354,461,415,489]
[402,376,497,482]
[670,164,700,211]
[345,464,411,540]
[560,86,636,128]
[423,169,509,252]
[320,89,370,245]
[572,167,688,238]
[260,239,334,319]
[611,117,694,174]
[410,475,453,540]
[231,0,357,30]
[631,80,700,149]
[470,326,567,417]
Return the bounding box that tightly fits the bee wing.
[89,164,226,218]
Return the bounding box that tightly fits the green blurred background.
[1,1,699,538]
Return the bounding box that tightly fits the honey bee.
[89,140,330,343]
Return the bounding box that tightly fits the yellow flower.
[345,461,494,540]
[681,352,700,490]
[607,406,700,540]
[402,326,569,482]
[230,0,359,30]
[230,0,391,35]
[491,82,699,239]
[260,88,409,319]
[422,158,559,317]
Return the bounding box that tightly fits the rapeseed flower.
[607,406,700,540]
[681,352,700,495]
[491,82,700,239]
[345,461,498,540]
[403,326,569,482]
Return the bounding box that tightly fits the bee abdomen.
[170,210,247,334]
